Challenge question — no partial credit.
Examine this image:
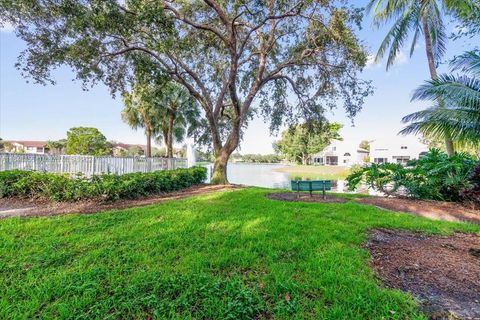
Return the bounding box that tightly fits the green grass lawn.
[1,188,478,319]
[274,165,351,180]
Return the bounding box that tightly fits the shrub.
[347,149,478,202]
[461,163,480,208]
[0,167,207,202]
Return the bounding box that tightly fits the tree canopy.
[274,121,342,165]
[66,127,111,156]
[1,0,372,183]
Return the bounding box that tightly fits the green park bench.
[291,180,332,199]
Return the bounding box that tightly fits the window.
[401,146,408,150]
[26,146,36,151]
[393,156,410,164]
[36,147,44,153]
[326,156,338,165]
[333,147,336,151]
[419,152,428,158]
[374,158,388,164]
[343,153,351,157]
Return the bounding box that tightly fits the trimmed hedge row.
[0,167,207,202]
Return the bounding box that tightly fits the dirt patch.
[366,229,480,319]
[266,192,346,203]
[358,197,480,225]
[0,184,240,218]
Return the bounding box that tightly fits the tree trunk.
[422,16,455,156]
[165,113,175,158]
[211,150,229,184]
[145,128,152,158]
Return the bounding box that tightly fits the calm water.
[203,163,355,192]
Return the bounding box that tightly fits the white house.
[5,141,50,154]
[312,140,369,167]
[370,138,428,164]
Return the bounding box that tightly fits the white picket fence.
[0,153,187,176]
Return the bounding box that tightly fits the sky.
[0,2,478,154]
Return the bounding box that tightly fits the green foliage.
[450,0,480,39]
[274,121,342,165]
[347,149,478,201]
[1,188,478,319]
[66,127,111,156]
[462,163,480,207]
[1,0,372,183]
[359,140,371,151]
[401,51,480,147]
[231,153,282,164]
[368,0,470,69]
[0,167,207,202]
[122,80,200,158]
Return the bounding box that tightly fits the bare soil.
[0,184,239,218]
[266,192,347,203]
[358,197,480,225]
[366,229,480,320]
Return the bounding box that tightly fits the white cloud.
[365,54,381,69]
[0,21,14,33]
[395,50,408,65]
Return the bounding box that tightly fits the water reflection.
[203,163,370,194]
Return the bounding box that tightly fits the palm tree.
[155,83,200,158]
[401,51,480,147]
[122,85,161,157]
[368,0,473,155]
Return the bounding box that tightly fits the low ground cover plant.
[0,167,207,202]
[347,149,478,202]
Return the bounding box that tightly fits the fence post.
[92,156,96,176]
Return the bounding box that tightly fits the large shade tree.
[368,0,475,155]
[274,121,343,165]
[1,0,372,184]
[66,127,111,156]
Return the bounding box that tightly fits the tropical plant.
[401,51,480,149]
[367,0,473,155]
[274,121,342,165]
[462,163,480,208]
[46,139,67,155]
[1,1,372,184]
[66,127,111,156]
[122,84,162,158]
[154,83,200,158]
[347,149,477,201]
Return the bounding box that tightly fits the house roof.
[6,140,48,148]
[112,143,146,150]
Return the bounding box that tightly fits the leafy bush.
[461,163,480,207]
[0,167,207,202]
[347,149,478,202]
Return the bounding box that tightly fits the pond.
[202,163,370,193]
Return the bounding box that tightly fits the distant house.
[5,141,49,154]
[312,140,369,167]
[370,140,428,165]
[111,143,146,156]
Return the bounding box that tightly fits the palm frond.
[412,74,480,109]
[451,50,480,76]
[375,3,420,69]
[425,1,447,63]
